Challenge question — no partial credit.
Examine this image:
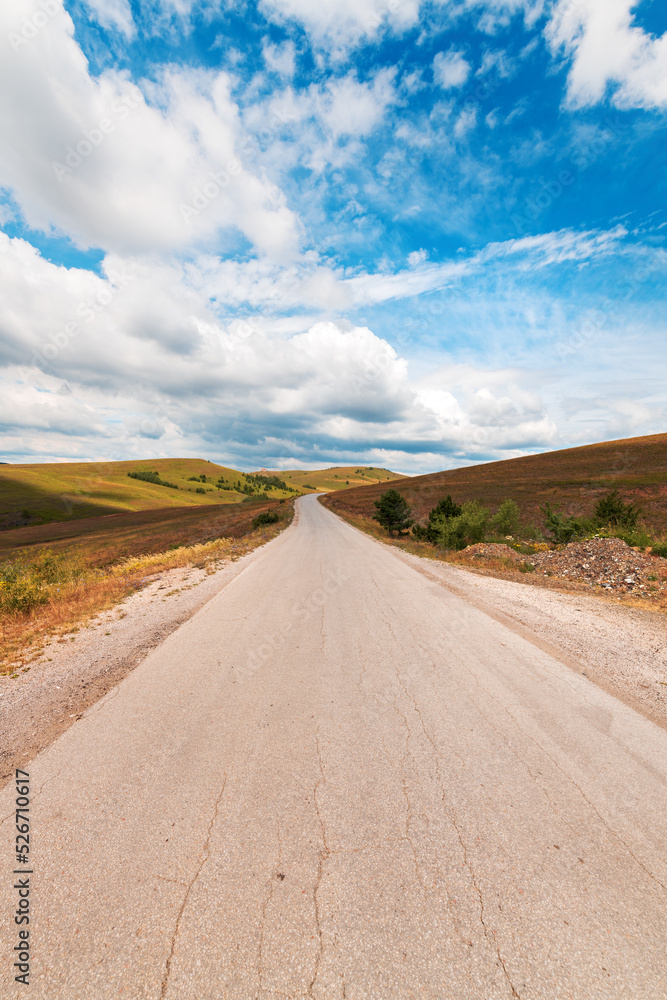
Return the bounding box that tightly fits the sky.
[0,0,666,473]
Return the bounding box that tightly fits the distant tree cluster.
[542,489,640,543]
[246,473,288,491]
[127,470,179,489]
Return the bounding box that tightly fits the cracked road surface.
[1,494,667,999]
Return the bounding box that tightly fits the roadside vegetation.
[0,499,294,673]
[369,486,665,555]
[334,486,667,609]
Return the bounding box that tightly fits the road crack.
[308,731,331,998]
[159,773,227,999]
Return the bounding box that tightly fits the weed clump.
[252,510,280,528]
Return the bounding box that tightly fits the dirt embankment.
[460,537,667,600]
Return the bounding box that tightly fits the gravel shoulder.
[0,524,294,788]
[394,546,667,731]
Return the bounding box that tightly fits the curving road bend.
[1,494,666,999]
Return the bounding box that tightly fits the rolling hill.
[0,458,289,530]
[321,433,667,534]
[261,466,406,493]
[0,459,405,531]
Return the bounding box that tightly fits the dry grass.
[0,501,293,673]
[322,431,667,533]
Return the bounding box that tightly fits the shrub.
[252,510,280,528]
[541,503,591,544]
[412,494,461,543]
[651,542,667,558]
[195,487,206,494]
[490,498,521,536]
[594,489,640,529]
[373,490,413,536]
[433,500,490,550]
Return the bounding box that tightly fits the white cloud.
[546,0,667,109]
[407,249,428,267]
[0,1,299,258]
[454,105,478,138]
[0,233,569,467]
[262,39,297,78]
[258,0,420,50]
[433,50,471,90]
[82,0,136,38]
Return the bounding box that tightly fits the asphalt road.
[1,494,666,999]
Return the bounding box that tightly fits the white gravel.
[395,547,667,730]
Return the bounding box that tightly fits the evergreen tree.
[594,490,640,528]
[373,490,414,536]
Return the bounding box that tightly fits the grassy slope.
[0,460,406,529]
[264,466,406,492]
[0,458,293,528]
[321,433,667,533]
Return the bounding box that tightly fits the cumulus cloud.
[0,231,572,467]
[81,0,136,38]
[546,0,667,109]
[433,50,471,90]
[258,0,420,50]
[0,0,299,258]
[262,39,297,78]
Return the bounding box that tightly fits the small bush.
[595,490,640,529]
[651,542,667,558]
[195,487,206,494]
[433,500,490,550]
[412,494,461,543]
[490,498,520,537]
[541,503,592,544]
[252,510,280,528]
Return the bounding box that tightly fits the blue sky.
[0,0,665,472]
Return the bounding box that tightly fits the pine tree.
[373,490,414,536]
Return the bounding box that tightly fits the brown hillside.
[321,433,667,533]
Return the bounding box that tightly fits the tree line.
[372,488,664,553]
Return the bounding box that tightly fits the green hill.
[0,458,282,529]
[260,466,406,493]
[0,459,406,530]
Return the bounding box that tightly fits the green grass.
[0,459,405,530]
[265,466,406,493]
